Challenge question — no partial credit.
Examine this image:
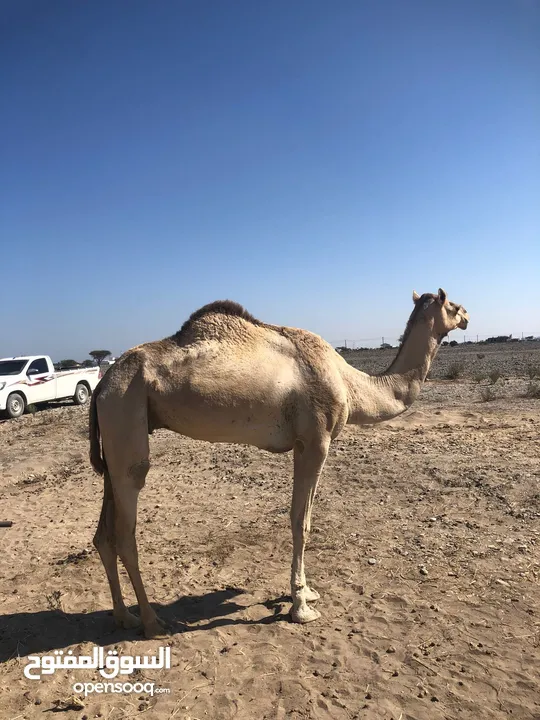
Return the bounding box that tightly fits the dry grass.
[525,381,540,399]
[527,364,540,380]
[446,362,466,380]
[488,369,502,384]
[45,589,63,612]
[480,386,497,402]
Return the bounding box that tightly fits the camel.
[89,288,468,638]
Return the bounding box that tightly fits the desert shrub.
[446,362,465,380]
[527,364,540,380]
[525,381,540,399]
[488,369,502,384]
[473,372,487,383]
[480,386,496,402]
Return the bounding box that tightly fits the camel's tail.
[89,385,105,475]
[90,384,117,555]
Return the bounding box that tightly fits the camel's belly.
[147,346,301,451]
[148,390,295,453]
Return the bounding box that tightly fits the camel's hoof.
[304,587,320,602]
[291,604,321,624]
[143,617,168,639]
[114,611,141,630]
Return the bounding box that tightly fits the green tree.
[89,350,112,364]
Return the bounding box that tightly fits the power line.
[328,332,540,349]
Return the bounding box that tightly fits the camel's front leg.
[290,436,329,623]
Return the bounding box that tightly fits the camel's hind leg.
[93,470,140,629]
[95,397,165,639]
[290,435,330,623]
[111,458,166,639]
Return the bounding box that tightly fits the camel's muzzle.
[458,312,469,330]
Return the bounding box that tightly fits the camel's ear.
[437,288,447,305]
[412,290,420,303]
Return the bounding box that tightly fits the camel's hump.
[176,300,262,337]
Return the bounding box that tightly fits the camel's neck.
[384,319,441,380]
[342,321,441,425]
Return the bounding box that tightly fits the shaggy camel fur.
[89,288,468,638]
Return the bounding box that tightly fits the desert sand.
[1,346,539,719]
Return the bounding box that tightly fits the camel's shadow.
[0,588,291,663]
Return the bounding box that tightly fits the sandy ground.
[1,352,539,719]
[344,341,540,380]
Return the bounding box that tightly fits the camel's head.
[412,288,469,337]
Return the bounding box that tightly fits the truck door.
[25,358,56,404]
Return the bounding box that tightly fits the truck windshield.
[0,360,28,375]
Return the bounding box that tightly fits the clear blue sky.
[2,0,539,360]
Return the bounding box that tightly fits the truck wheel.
[6,393,25,419]
[74,383,89,405]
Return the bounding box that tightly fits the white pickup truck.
[0,355,100,419]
